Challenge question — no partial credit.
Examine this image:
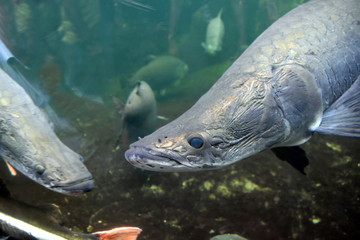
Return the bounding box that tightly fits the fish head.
[124,81,156,119]
[0,116,93,195]
[125,126,228,171]
[125,78,289,171]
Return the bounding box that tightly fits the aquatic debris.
[325,142,342,152]
[79,0,101,29]
[202,180,215,191]
[14,1,32,33]
[149,184,165,195]
[330,155,352,167]
[130,55,188,91]
[181,177,197,189]
[58,7,78,44]
[230,178,271,193]
[202,8,225,55]
[309,216,321,224]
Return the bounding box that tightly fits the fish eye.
[188,137,204,149]
[35,164,46,175]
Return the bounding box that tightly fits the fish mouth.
[51,177,94,195]
[125,146,190,171]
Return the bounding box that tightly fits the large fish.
[125,0,360,172]
[0,67,93,194]
[202,8,225,55]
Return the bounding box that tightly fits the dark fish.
[0,194,141,240]
[125,0,360,173]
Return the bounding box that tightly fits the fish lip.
[51,177,94,195]
[125,146,189,171]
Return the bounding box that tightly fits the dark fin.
[316,75,360,137]
[271,146,309,175]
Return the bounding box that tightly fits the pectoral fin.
[271,146,309,175]
[5,160,17,176]
[316,75,360,137]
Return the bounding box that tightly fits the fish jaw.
[125,128,228,172]
[50,177,94,195]
[125,146,199,171]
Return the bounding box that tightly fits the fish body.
[210,234,248,240]
[202,8,225,55]
[125,0,360,172]
[0,195,141,240]
[124,81,157,141]
[0,68,93,194]
[130,56,188,89]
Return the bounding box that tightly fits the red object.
[94,227,142,240]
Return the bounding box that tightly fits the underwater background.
[1,0,360,239]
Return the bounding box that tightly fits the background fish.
[120,81,158,142]
[130,55,188,91]
[202,8,225,55]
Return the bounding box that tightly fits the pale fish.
[202,8,225,55]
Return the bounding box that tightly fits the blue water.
[1,0,360,240]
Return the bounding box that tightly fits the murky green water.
[1,0,360,239]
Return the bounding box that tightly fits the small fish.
[125,0,360,173]
[116,81,157,142]
[0,67,93,195]
[202,8,225,55]
[0,194,141,240]
[130,55,188,90]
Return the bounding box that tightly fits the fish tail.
[94,227,142,240]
